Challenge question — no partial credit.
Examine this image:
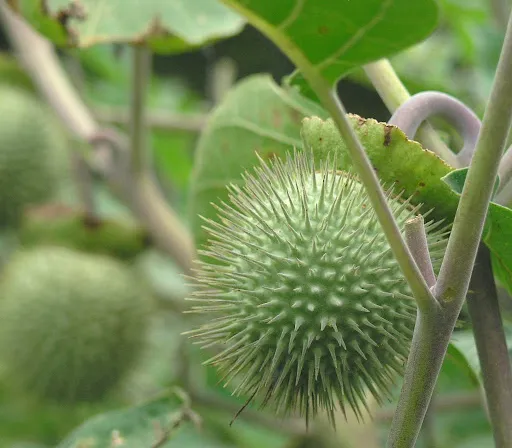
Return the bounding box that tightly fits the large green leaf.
[188,74,328,247]
[13,0,245,53]
[220,0,438,93]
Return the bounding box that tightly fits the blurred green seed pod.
[0,86,66,228]
[185,151,448,424]
[0,246,152,403]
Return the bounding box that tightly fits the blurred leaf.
[454,436,495,448]
[446,336,482,386]
[484,204,512,295]
[440,343,481,390]
[73,45,127,83]
[450,326,512,381]
[136,250,190,303]
[0,52,36,92]
[14,0,245,53]
[0,378,117,448]
[152,130,195,192]
[439,0,489,61]
[207,413,290,448]
[220,0,438,96]
[188,74,328,247]
[57,390,224,448]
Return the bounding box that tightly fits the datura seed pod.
[0,86,66,228]
[0,246,151,403]
[186,151,447,424]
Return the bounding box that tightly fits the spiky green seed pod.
[0,86,66,228]
[186,152,447,424]
[0,246,151,403]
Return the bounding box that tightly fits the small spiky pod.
[0,246,151,403]
[0,86,66,228]
[186,152,448,424]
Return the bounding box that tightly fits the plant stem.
[130,45,151,174]
[435,11,512,307]
[363,60,458,167]
[70,151,96,219]
[387,310,451,447]
[388,11,512,447]
[467,244,512,447]
[404,216,436,288]
[207,56,238,105]
[301,78,435,313]
[489,0,510,30]
[388,92,481,167]
[94,106,207,132]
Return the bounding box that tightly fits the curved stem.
[363,60,459,167]
[467,244,512,447]
[130,45,151,174]
[388,91,481,167]
[497,143,512,195]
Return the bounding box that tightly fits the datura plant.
[186,151,448,423]
[4,0,512,447]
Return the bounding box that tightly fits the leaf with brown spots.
[188,74,328,247]
[301,116,458,222]
[11,0,245,53]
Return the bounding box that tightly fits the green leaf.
[441,167,500,198]
[301,116,458,222]
[57,390,219,448]
[440,168,512,294]
[449,326,512,382]
[220,0,438,94]
[13,0,245,53]
[485,204,512,294]
[188,74,328,247]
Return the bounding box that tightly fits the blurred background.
[0,0,508,447]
